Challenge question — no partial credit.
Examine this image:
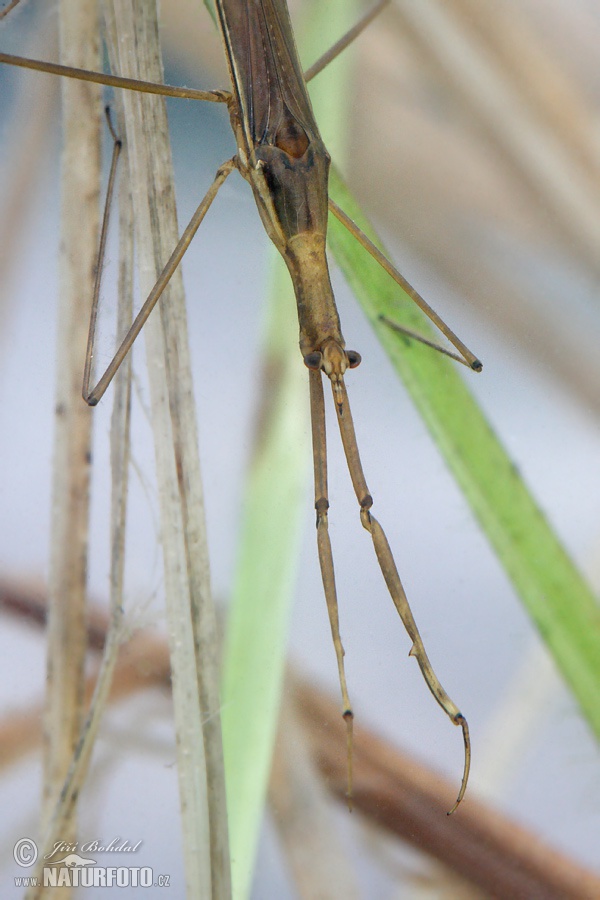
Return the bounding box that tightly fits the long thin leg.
[309,368,354,807]
[0,0,21,21]
[331,375,471,814]
[0,51,230,103]
[304,0,391,83]
[378,316,478,366]
[84,157,236,405]
[329,198,483,372]
[82,107,122,409]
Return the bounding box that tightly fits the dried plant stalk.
[24,123,133,900]
[17,1,102,897]
[42,0,100,839]
[102,1,230,896]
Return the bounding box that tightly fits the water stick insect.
[0,0,481,812]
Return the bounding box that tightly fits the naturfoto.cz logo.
[13,837,170,889]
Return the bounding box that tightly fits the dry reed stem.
[102,1,230,896]
[64,60,137,789]
[18,3,102,897]
[25,90,138,900]
[41,0,100,855]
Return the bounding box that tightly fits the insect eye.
[346,350,361,368]
[303,351,323,370]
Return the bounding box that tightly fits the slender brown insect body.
[217,0,351,381]
[215,0,472,811]
[1,0,477,812]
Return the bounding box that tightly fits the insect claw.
[447,714,471,815]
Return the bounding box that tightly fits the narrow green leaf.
[221,257,309,900]
[202,0,217,27]
[328,165,600,737]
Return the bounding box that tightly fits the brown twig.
[294,679,600,900]
[2,581,599,898]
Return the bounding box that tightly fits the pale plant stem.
[23,184,133,891]
[24,2,101,897]
[41,0,100,851]
[23,13,131,900]
[102,1,230,897]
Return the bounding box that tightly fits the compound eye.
[303,351,323,370]
[346,350,362,369]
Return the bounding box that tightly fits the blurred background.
[0,0,599,896]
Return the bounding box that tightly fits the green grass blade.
[327,165,600,737]
[220,258,310,900]
[202,0,217,26]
